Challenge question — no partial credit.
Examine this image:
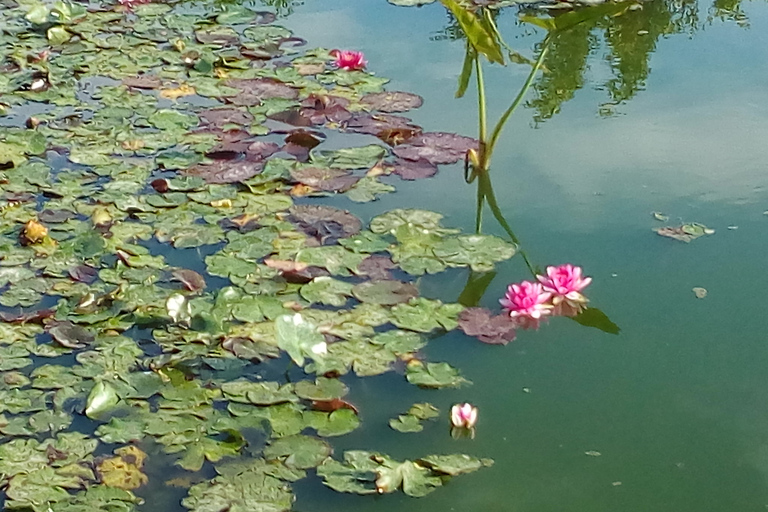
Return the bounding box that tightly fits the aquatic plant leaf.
[305,408,361,437]
[294,377,348,401]
[418,454,493,476]
[570,307,620,335]
[184,160,265,184]
[95,417,146,444]
[148,109,198,130]
[376,459,442,497]
[361,91,423,113]
[370,330,426,354]
[85,381,120,419]
[654,223,714,243]
[5,467,82,510]
[290,204,362,242]
[352,280,418,305]
[458,307,517,344]
[434,234,516,272]
[370,208,452,234]
[391,158,438,180]
[264,434,331,469]
[312,145,387,170]
[225,77,298,105]
[346,176,396,203]
[301,276,353,306]
[97,446,148,491]
[439,0,504,64]
[391,298,464,332]
[275,313,326,367]
[406,361,469,388]
[290,167,359,192]
[389,414,423,433]
[48,321,95,349]
[393,131,479,165]
[222,380,294,406]
[182,459,294,512]
[317,451,379,494]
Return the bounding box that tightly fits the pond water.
[2,0,768,510]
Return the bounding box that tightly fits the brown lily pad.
[290,167,360,192]
[224,77,298,106]
[48,321,95,349]
[172,269,206,292]
[122,75,162,89]
[390,158,437,180]
[38,209,76,223]
[458,308,517,345]
[393,132,479,165]
[195,26,239,46]
[289,204,362,244]
[199,107,254,128]
[344,112,419,136]
[183,160,265,184]
[68,265,99,284]
[300,94,351,125]
[355,255,396,280]
[0,309,55,324]
[361,91,424,113]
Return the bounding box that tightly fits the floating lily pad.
[654,223,715,243]
[361,91,424,113]
[264,434,331,469]
[294,377,348,401]
[405,361,469,388]
[458,308,517,345]
[393,132,479,165]
[352,280,418,305]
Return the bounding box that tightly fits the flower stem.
[485,33,552,168]
[475,56,487,165]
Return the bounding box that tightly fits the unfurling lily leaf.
[85,381,119,419]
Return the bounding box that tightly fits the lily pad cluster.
[0,1,514,510]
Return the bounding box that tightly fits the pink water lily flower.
[330,49,367,71]
[500,281,552,321]
[537,264,591,315]
[450,403,478,429]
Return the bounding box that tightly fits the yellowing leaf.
[159,84,196,100]
[97,445,149,490]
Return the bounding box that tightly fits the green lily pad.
[263,434,331,469]
[405,361,470,388]
[294,377,348,401]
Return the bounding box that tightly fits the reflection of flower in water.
[537,264,591,317]
[330,49,367,71]
[500,281,552,322]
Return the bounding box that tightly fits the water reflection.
[430,0,749,121]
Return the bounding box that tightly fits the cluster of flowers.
[500,264,592,329]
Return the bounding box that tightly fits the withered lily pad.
[183,160,265,184]
[361,91,424,113]
[390,158,438,180]
[458,308,517,345]
[290,204,362,242]
[225,77,298,105]
[290,167,360,192]
[654,223,714,243]
[48,321,95,349]
[393,132,479,165]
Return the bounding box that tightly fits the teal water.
[277,1,768,511]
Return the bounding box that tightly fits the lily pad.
[405,361,469,388]
[294,377,348,401]
[361,91,424,113]
[458,307,517,344]
[352,280,419,305]
[264,434,331,469]
[393,132,479,165]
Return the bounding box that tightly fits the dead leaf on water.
[692,287,707,299]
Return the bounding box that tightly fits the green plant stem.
[485,33,552,167]
[475,56,487,159]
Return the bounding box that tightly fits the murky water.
[278,1,768,511]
